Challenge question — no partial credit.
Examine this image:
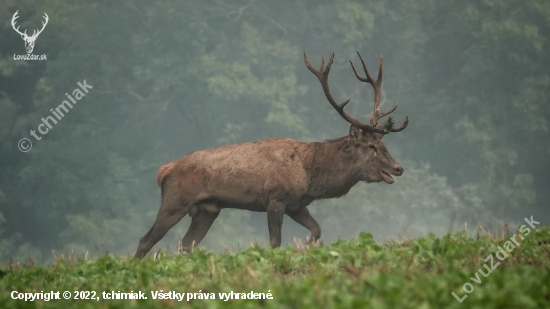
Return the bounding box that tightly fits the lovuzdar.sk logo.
[11,10,48,60]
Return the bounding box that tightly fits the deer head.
[304,52,409,184]
[11,11,49,54]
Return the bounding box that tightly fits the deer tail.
[156,162,176,187]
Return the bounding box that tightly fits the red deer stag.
[135,52,409,258]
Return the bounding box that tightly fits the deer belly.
[202,188,268,212]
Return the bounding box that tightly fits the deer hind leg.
[287,207,321,245]
[135,187,189,259]
[179,203,220,252]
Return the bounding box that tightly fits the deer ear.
[349,125,362,140]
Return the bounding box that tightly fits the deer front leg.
[267,204,285,248]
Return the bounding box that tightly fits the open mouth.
[381,171,395,184]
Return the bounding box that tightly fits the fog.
[1,0,548,261]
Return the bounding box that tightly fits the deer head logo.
[11,11,49,54]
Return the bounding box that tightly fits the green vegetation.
[2,228,549,308]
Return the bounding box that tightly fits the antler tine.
[389,116,409,132]
[377,55,383,85]
[349,61,365,82]
[304,52,384,133]
[379,103,398,118]
[349,51,375,84]
[370,56,383,125]
[11,10,26,36]
[320,54,326,73]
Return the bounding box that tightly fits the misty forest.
[1,0,549,263]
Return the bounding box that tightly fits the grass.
[1,226,549,308]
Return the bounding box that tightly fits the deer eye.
[368,145,376,150]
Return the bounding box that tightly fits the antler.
[31,13,49,38]
[304,52,385,134]
[11,11,49,39]
[349,52,408,132]
[11,11,27,37]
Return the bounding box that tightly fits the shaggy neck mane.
[303,136,360,199]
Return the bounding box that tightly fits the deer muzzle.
[381,165,404,184]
